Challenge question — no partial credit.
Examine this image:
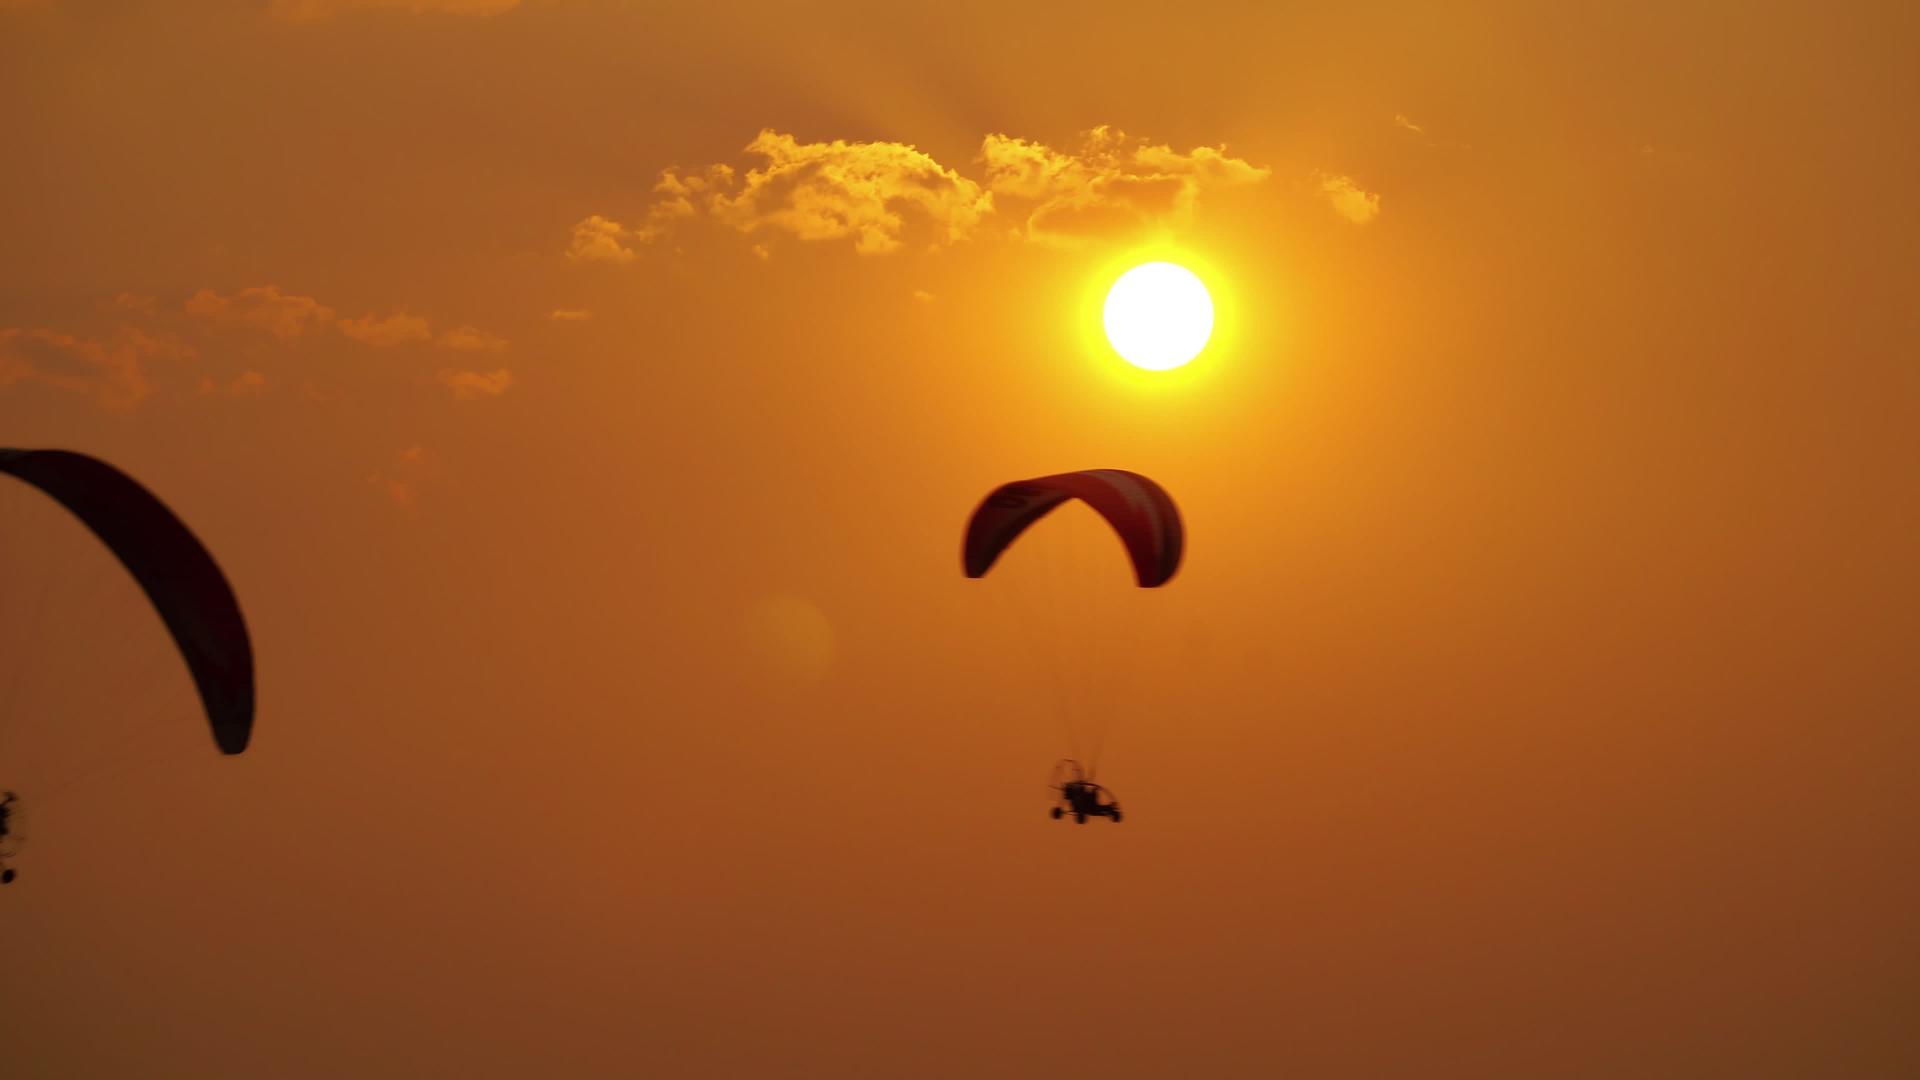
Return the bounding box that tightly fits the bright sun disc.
[1103,262,1213,370]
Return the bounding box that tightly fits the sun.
[1102,262,1214,371]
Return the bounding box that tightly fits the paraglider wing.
[0,449,254,754]
[962,469,1183,587]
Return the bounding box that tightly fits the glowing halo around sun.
[1102,261,1215,370]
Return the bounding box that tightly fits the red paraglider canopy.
[962,469,1183,588]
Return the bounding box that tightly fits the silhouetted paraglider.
[1,449,256,884]
[1049,760,1122,824]
[962,469,1184,824]
[962,468,1183,588]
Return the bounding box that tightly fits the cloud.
[1318,173,1381,225]
[561,171,719,263]
[1391,114,1469,150]
[109,291,158,315]
[912,289,934,303]
[269,0,518,20]
[703,130,991,254]
[185,282,501,360]
[622,130,991,256]
[549,309,592,321]
[338,310,433,347]
[436,325,507,352]
[0,327,186,411]
[186,285,336,339]
[636,169,718,243]
[198,370,268,397]
[368,445,436,509]
[584,125,1269,259]
[982,126,1270,245]
[435,367,513,399]
[567,214,637,264]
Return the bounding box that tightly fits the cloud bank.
[186,286,506,354]
[981,125,1271,245]
[185,285,335,340]
[3,284,514,413]
[574,126,1271,258]
[0,327,186,412]
[436,368,513,399]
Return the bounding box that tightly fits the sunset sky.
[3,2,1917,1076]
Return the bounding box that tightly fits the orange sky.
[2,2,1917,1076]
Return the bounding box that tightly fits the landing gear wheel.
[1074,812,1087,824]
[1050,807,1063,820]
[1112,810,1123,823]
